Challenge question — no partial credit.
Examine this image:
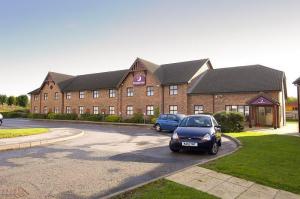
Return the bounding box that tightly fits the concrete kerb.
[0,130,84,152]
[103,134,242,199]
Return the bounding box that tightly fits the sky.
[0,0,300,96]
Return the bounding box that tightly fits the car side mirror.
[215,125,221,129]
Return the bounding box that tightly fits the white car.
[0,113,3,126]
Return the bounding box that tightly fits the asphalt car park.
[0,119,237,198]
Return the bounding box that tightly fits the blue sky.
[0,0,300,96]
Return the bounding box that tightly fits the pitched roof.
[154,59,209,85]
[189,65,285,94]
[293,77,300,85]
[62,69,129,92]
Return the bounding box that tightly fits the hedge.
[214,111,245,133]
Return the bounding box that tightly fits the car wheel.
[155,124,161,132]
[170,146,180,153]
[209,142,219,155]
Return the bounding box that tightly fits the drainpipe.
[212,95,215,113]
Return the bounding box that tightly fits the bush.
[28,113,47,119]
[214,111,245,133]
[2,111,28,118]
[79,114,105,121]
[105,115,121,122]
[123,112,144,123]
[150,117,157,124]
[48,113,78,120]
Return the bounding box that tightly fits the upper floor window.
[127,87,134,97]
[127,106,133,115]
[34,95,39,101]
[93,106,99,114]
[147,86,154,96]
[194,105,204,114]
[109,89,116,98]
[66,106,71,114]
[79,106,84,114]
[79,91,85,99]
[169,105,178,114]
[66,92,71,99]
[44,93,48,100]
[54,92,59,100]
[93,90,99,98]
[146,105,154,116]
[109,106,115,115]
[169,85,178,95]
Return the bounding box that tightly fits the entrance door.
[256,107,273,126]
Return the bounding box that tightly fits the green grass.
[112,179,218,199]
[203,132,300,194]
[0,128,48,138]
[0,104,29,112]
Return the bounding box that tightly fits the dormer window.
[79,91,85,99]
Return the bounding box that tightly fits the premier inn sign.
[133,74,146,85]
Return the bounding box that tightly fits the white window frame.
[66,92,71,99]
[93,90,99,99]
[54,92,59,100]
[169,105,178,114]
[34,95,38,101]
[54,107,59,114]
[79,91,85,99]
[79,106,84,114]
[44,106,48,114]
[93,106,99,114]
[127,87,134,97]
[109,106,115,115]
[44,93,48,100]
[146,105,154,116]
[34,106,38,113]
[194,105,204,114]
[109,89,116,98]
[169,85,178,95]
[146,86,154,96]
[127,106,133,115]
[66,106,71,114]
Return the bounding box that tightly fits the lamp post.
[293,77,300,133]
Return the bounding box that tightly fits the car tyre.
[155,124,161,132]
[208,142,219,155]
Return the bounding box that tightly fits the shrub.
[2,111,28,118]
[123,112,144,123]
[28,113,47,119]
[79,114,104,121]
[150,117,157,124]
[214,111,245,133]
[48,113,78,120]
[105,115,121,122]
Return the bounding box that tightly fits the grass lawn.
[112,179,218,199]
[0,128,48,138]
[203,132,300,194]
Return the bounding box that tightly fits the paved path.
[167,167,300,199]
[244,122,299,136]
[0,119,237,199]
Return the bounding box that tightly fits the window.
[55,92,59,100]
[43,106,48,114]
[245,106,250,116]
[194,105,204,114]
[127,87,134,97]
[147,86,154,96]
[93,106,99,114]
[44,93,48,100]
[146,105,154,115]
[109,106,115,115]
[54,107,59,114]
[238,105,244,114]
[212,117,219,126]
[79,91,85,99]
[159,114,168,120]
[34,106,38,113]
[231,105,238,112]
[225,105,250,116]
[66,106,71,114]
[225,105,231,112]
[169,85,178,95]
[93,90,99,98]
[66,92,71,99]
[127,106,133,115]
[34,95,39,101]
[109,89,116,98]
[169,105,178,114]
[79,106,84,114]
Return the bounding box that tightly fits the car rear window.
[179,116,212,127]
[159,114,167,120]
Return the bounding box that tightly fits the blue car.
[154,114,185,132]
[169,115,222,155]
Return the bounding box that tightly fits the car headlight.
[172,132,179,140]
[202,133,211,141]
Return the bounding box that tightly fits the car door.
[158,114,168,131]
[167,115,180,131]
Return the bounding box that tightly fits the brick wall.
[163,84,188,114]
[39,82,63,114]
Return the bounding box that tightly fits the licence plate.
[182,142,198,147]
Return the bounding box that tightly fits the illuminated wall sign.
[133,74,146,85]
[251,97,273,105]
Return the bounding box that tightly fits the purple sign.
[251,96,273,105]
[133,74,146,85]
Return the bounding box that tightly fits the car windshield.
[179,116,212,127]
[176,114,185,120]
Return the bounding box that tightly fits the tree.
[287,97,297,103]
[7,96,16,106]
[0,94,7,105]
[16,95,29,107]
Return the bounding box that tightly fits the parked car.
[0,113,3,126]
[169,115,222,155]
[154,114,185,132]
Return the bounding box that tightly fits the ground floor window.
[43,106,48,114]
[169,105,178,114]
[93,106,99,114]
[66,106,71,114]
[146,105,154,115]
[127,106,133,115]
[54,107,59,114]
[79,106,84,114]
[225,105,250,116]
[194,105,204,114]
[109,106,115,115]
[34,106,38,113]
